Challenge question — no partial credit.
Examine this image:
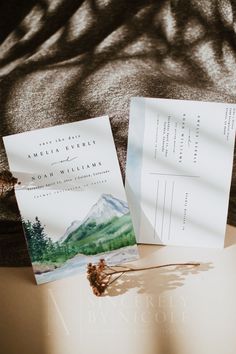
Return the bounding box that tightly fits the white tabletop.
[0,225,236,354]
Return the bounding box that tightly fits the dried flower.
[87,259,111,296]
[87,259,200,296]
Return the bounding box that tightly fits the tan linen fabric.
[0,0,235,265]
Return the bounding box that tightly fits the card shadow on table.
[0,266,52,354]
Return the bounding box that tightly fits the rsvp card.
[126,98,236,248]
[3,116,138,284]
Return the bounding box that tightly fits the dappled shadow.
[0,0,236,266]
[1,0,236,153]
[0,0,38,45]
[106,262,213,297]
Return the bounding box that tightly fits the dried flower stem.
[87,260,200,296]
[103,262,200,277]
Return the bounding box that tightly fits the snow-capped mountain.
[61,194,129,243]
[59,220,81,243]
[83,194,129,225]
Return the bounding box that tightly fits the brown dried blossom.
[87,259,200,296]
[87,260,111,296]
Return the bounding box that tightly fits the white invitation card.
[126,98,236,248]
[3,116,138,284]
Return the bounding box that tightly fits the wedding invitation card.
[126,98,236,248]
[3,116,138,284]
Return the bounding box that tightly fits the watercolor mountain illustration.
[60,194,135,255]
[22,194,137,280]
[58,220,82,243]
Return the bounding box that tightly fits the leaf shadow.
[105,262,213,297]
